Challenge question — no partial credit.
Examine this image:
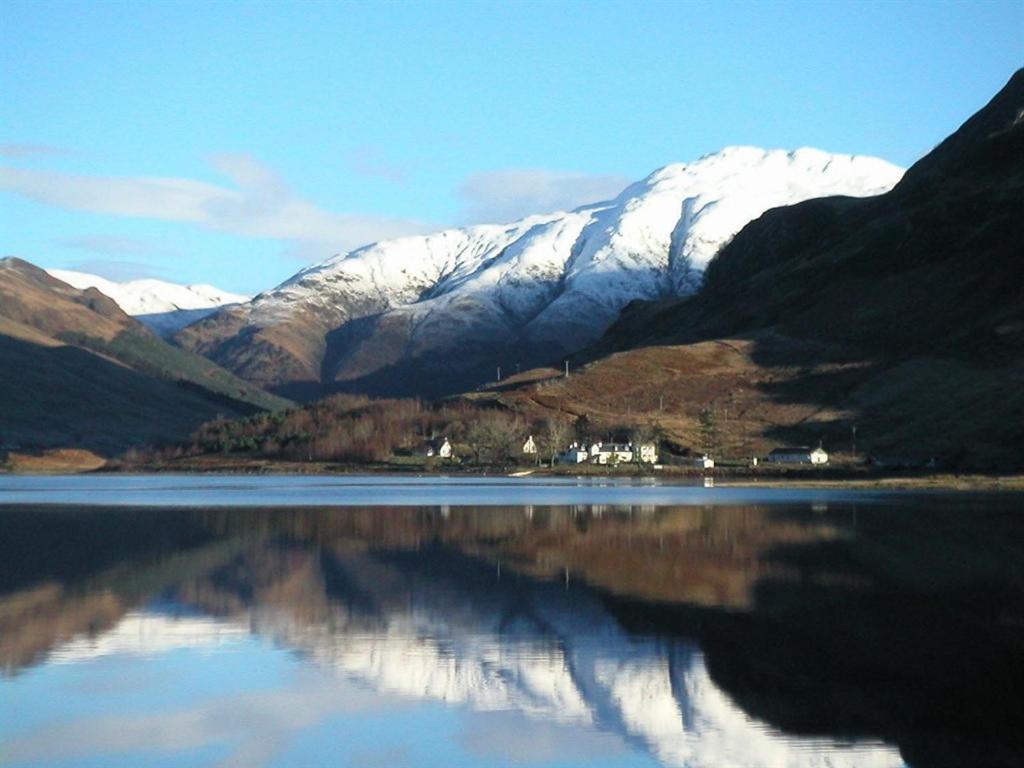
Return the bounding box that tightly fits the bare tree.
[465,411,522,465]
[489,413,525,465]
[541,417,572,466]
[465,418,493,465]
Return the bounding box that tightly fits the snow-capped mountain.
[46,269,248,337]
[47,612,248,664]
[248,568,904,768]
[178,147,903,398]
[46,562,905,768]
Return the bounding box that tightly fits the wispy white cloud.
[1,672,410,768]
[458,168,629,223]
[0,142,67,157]
[56,234,168,256]
[62,259,169,281]
[1,153,632,268]
[0,154,433,257]
[52,236,175,279]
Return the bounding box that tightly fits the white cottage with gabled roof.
[589,442,633,464]
[418,437,453,459]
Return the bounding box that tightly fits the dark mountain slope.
[482,70,1023,468]
[0,258,290,455]
[597,69,1024,361]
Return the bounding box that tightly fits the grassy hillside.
[507,68,1024,469]
[0,258,290,456]
[464,332,1023,468]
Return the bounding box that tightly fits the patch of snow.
[237,147,903,360]
[46,269,249,336]
[247,576,907,768]
[47,611,248,664]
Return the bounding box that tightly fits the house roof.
[596,443,632,451]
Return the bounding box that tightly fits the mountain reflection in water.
[1,500,1022,768]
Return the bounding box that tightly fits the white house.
[419,437,453,459]
[637,443,659,464]
[522,435,537,455]
[589,442,633,465]
[693,454,715,469]
[557,440,657,466]
[766,446,828,465]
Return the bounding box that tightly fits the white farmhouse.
[589,442,633,465]
[693,455,715,469]
[766,446,828,465]
[522,435,537,455]
[637,443,659,464]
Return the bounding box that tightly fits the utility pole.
[496,366,501,381]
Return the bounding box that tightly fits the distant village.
[122,394,857,473]
[418,435,831,469]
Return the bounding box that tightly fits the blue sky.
[2,0,1021,293]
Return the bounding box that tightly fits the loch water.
[1,476,1021,768]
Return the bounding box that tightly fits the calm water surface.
[0,473,905,507]
[1,476,1022,768]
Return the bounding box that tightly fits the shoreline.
[3,455,1023,492]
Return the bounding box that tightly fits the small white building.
[589,442,633,465]
[419,437,453,459]
[693,454,715,469]
[522,435,537,455]
[766,446,828,465]
[637,443,659,464]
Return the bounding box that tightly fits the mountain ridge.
[177,146,902,399]
[595,69,1024,360]
[0,257,289,455]
[474,69,1023,468]
[46,269,248,337]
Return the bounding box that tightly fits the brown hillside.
[498,69,1024,469]
[0,258,290,456]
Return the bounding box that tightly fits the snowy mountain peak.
[46,269,249,336]
[178,146,903,397]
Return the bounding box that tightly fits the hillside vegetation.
[0,259,290,456]
[483,69,1024,469]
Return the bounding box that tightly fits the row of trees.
[175,395,562,465]
[138,393,677,468]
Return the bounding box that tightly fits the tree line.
[129,393,672,468]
